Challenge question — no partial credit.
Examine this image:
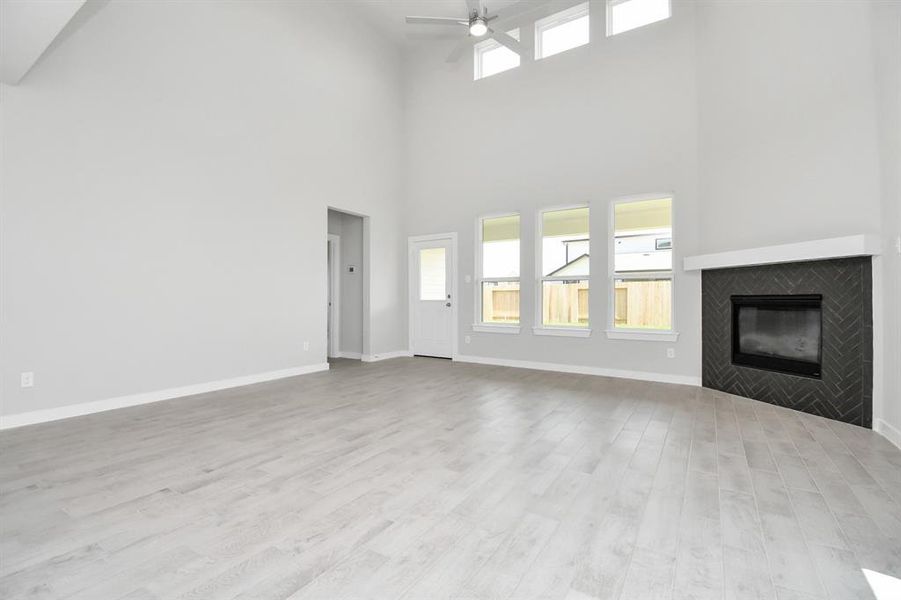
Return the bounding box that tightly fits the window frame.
[606,0,672,37]
[606,193,678,342]
[474,212,522,334]
[534,2,590,61]
[534,203,591,337]
[474,28,521,81]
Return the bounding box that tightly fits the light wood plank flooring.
[2,358,900,599]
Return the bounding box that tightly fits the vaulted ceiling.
[0,0,86,84]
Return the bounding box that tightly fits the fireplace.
[731,294,822,378]
[700,257,872,427]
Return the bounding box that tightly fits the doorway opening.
[328,209,365,360]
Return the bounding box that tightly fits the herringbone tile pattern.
[702,258,873,427]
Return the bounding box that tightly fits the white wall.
[696,0,883,252]
[0,0,406,417]
[328,210,365,356]
[404,0,702,380]
[872,0,901,441]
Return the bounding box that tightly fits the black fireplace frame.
[730,294,823,379]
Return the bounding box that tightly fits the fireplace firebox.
[731,294,822,378]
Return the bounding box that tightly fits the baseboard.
[875,418,901,451]
[453,354,702,386]
[0,363,330,430]
[335,351,362,360]
[362,350,413,362]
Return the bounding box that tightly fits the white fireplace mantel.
[683,235,881,271]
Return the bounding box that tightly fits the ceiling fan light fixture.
[469,17,488,37]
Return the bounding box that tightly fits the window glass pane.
[482,215,520,278]
[614,278,672,329]
[419,247,445,300]
[542,280,589,327]
[609,0,670,36]
[539,13,590,58]
[482,281,520,324]
[542,207,589,276]
[536,4,589,60]
[475,29,520,80]
[614,198,671,272]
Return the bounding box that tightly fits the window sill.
[472,324,521,334]
[532,326,592,338]
[605,329,680,342]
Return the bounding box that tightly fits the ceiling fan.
[405,0,535,63]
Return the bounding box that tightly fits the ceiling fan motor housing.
[469,15,489,37]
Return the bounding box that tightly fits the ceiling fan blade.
[405,16,468,26]
[406,32,465,41]
[489,28,524,55]
[446,36,472,63]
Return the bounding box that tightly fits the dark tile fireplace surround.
[702,257,873,427]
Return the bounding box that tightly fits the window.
[538,206,589,332]
[474,29,520,80]
[478,214,520,327]
[607,0,670,36]
[419,247,446,300]
[610,197,674,336]
[535,3,589,60]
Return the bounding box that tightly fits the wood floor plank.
[1,358,898,600]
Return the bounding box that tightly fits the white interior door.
[411,237,455,358]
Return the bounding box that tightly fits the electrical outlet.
[464,335,471,344]
[303,341,310,351]
[666,348,676,359]
[20,372,34,388]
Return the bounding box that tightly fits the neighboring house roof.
[548,254,589,277]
